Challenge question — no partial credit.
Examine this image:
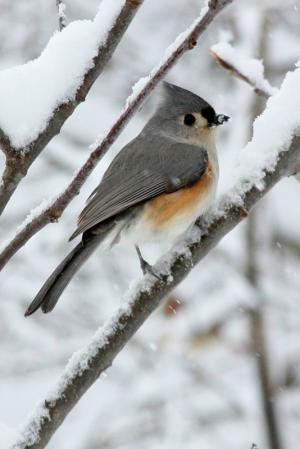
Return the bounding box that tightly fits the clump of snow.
[211,42,278,97]
[0,0,125,149]
[125,1,209,108]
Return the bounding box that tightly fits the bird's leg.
[135,245,160,280]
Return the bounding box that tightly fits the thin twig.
[56,0,67,31]
[0,0,143,215]
[11,135,300,449]
[0,0,234,270]
[210,48,273,99]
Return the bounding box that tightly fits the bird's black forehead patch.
[201,106,216,124]
[160,82,215,119]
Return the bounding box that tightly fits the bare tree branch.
[0,0,234,271]
[0,0,143,215]
[56,0,67,31]
[11,135,300,449]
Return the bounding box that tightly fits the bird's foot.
[135,245,161,280]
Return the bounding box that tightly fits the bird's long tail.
[25,231,107,316]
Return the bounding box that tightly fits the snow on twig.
[0,0,233,271]
[56,0,67,31]
[211,41,277,98]
[0,0,142,215]
[10,46,300,449]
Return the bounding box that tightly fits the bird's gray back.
[69,132,208,240]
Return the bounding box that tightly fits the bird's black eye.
[184,114,196,126]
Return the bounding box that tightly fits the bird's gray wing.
[70,135,208,240]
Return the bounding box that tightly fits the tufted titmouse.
[25,82,229,316]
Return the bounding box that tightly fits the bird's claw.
[140,260,161,280]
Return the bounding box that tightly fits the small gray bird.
[25,82,229,316]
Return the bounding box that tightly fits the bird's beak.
[214,114,230,126]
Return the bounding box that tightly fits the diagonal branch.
[0,0,143,215]
[0,0,234,271]
[11,134,300,449]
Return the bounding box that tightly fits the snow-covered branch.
[0,0,233,271]
[0,0,142,215]
[10,60,300,448]
[210,42,277,98]
[210,41,300,180]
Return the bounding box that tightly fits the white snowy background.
[1,0,300,448]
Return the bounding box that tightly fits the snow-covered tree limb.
[210,42,277,98]
[0,0,143,215]
[11,133,300,449]
[0,0,233,271]
[210,41,300,181]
